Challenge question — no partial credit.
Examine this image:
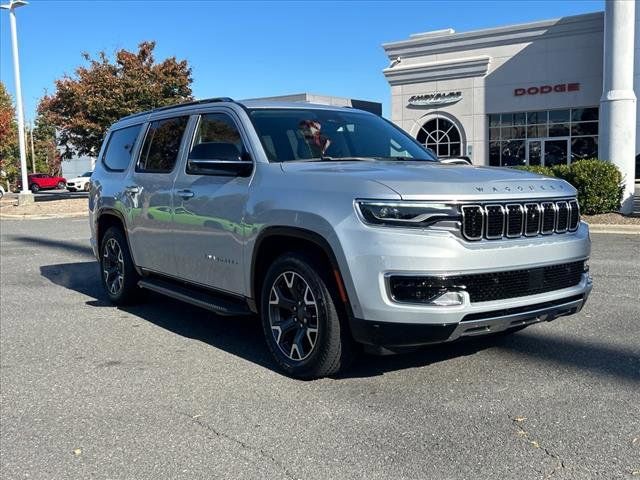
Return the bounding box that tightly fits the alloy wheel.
[268,271,319,361]
[102,238,125,295]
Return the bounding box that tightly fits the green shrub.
[514,165,555,177]
[511,159,623,214]
[559,159,623,215]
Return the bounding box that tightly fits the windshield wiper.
[375,156,436,162]
[313,156,376,162]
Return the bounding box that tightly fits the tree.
[0,81,19,187]
[39,41,193,159]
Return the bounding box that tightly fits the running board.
[138,278,252,317]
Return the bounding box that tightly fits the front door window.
[543,139,569,167]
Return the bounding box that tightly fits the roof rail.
[119,97,236,121]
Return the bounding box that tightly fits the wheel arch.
[250,226,353,318]
[96,208,142,275]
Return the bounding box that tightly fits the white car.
[66,171,92,192]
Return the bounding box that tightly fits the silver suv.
[89,98,592,379]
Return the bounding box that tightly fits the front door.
[171,110,253,296]
[526,138,570,167]
[126,115,190,275]
[526,140,542,166]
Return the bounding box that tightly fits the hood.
[68,176,89,182]
[280,161,575,201]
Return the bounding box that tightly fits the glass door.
[543,138,569,167]
[526,140,542,166]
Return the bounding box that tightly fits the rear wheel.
[30,184,40,193]
[260,252,353,379]
[99,227,140,305]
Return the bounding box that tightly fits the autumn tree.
[39,41,193,159]
[0,81,19,187]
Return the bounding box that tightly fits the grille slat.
[556,201,569,233]
[485,205,505,239]
[506,204,524,237]
[389,261,585,304]
[460,199,580,241]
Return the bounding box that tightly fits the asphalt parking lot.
[1,218,638,479]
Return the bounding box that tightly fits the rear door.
[171,110,254,294]
[125,115,190,275]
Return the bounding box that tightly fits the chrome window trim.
[484,204,505,240]
[461,205,484,241]
[505,203,525,238]
[524,203,541,237]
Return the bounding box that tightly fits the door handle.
[124,185,140,194]
[177,189,194,199]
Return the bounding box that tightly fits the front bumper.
[351,274,592,348]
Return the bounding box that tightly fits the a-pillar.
[599,0,636,214]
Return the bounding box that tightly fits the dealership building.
[383,1,638,213]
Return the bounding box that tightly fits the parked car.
[66,171,93,192]
[90,98,592,379]
[18,173,67,193]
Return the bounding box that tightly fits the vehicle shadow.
[40,260,640,382]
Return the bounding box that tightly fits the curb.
[586,224,640,234]
[0,212,88,220]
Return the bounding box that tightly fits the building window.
[488,107,598,167]
[416,117,462,157]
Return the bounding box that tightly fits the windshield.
[82,171,93,177]
[248,108,438,162]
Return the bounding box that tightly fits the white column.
[599,0,636,214]
[8,6,31,201]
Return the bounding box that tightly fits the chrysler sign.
[408,91,462,107]
[514,83,580,96]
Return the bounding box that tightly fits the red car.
[18,173,67,193]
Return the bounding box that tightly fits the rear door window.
[137,116,189,173]
[102,124,142,172]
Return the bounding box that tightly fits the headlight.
[355,200,460,228]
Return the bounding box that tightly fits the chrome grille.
[461,199,580,241]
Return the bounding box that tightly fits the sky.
[0,0,603,121]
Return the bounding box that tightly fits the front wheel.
[57,181,66,189]
[83,182,90,192]
[260,253,353,379]
[99,227,140,305]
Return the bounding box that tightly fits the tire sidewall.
[30,184,39,193]
[260,254,338,377]
[99,227,139,305]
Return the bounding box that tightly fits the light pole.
[29,120,35,173]
[1,0,32,204]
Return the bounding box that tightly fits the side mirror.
[187,152,253,177]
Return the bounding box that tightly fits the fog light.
[583,261,590,273]
[431,291,465,306]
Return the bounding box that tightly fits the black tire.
[83,182,90,192]
[30,184,40,193]
[99,226,141,305]
[57,181,66,189]
[260,252,353,379]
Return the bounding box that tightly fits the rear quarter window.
[102,124,143,172]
